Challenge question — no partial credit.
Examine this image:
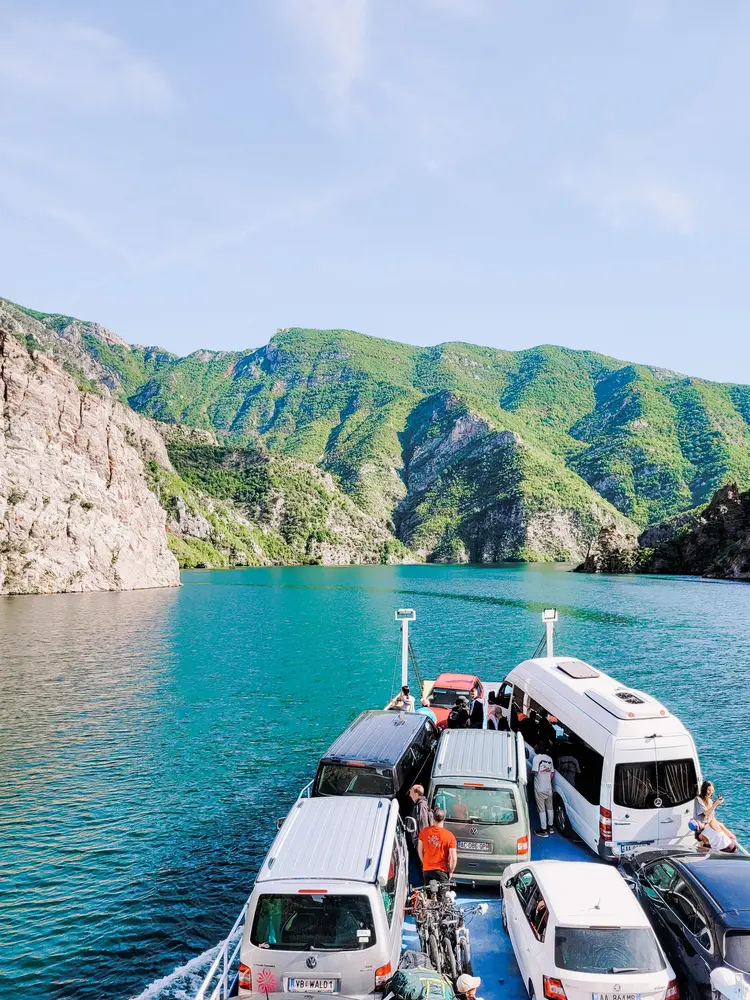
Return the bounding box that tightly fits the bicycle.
[408,880,488,981]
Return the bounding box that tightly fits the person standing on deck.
[532,743,555,837]
[455,975,483,1000]
[418,806,457,884]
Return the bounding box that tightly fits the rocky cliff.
[0,328,180,594]
[578,483,750,580]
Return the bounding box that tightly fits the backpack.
[387,968,455,1000]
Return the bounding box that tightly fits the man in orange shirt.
[417,806,457,885]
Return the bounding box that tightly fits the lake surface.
[2,564,750,1000]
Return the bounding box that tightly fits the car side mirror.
[276,816,285,830]
[403,816,417,834]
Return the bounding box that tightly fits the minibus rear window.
[317,764,394,797]
[614,759,697,809]
[554,927,665,974]
[251,894,376,951]
[433,785,518,825]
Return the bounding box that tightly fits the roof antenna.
[542,608,558,658]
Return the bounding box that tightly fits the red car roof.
[433,673,479,687]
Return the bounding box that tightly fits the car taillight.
[238,962,252,991]
[543,977,567,1000]
[375,962,392,986]
[665,979,680,1000]
[517,834,529,855]
[599,805,612,841]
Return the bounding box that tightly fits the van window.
[498,682,512,709]
[251,894,376,951]
[552,718,604,805]
[317,764,394,797]
[613,758,697,809]
[512,686,526,718]
[381,839,402,926]
[433,785,518,825]
[554,927,665,974]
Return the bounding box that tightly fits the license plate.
[618,841,654,855]
[288,979,339,993]
[593,993,641,1000]
[457,840,492,852]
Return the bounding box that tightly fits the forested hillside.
[5,295,750,564]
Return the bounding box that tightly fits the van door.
[654,743,699,846]
[610,738,660,857]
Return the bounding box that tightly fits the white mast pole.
[395,608,416,689]
[542,608,558,658]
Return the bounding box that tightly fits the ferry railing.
[194,899,248,1000]
[297,780,313,799]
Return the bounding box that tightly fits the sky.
[1,1,749,382]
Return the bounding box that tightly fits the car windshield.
[724,933,750,974]
[431,687,470,708]
[316,764,394,797]
[251,894,376,951]
[613,758,698,809]
[433,785,518,825]
[554,927,666,974]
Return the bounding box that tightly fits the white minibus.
[239,795,408,998]
[497,656,702,860]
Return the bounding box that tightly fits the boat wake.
[129,943,222,1000]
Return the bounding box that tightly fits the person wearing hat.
[455,974,482,1000]
[447,696,470,729]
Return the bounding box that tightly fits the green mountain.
[5,295,750,564]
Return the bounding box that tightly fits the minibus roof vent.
[585,687,669,720]
[556,659,599,679]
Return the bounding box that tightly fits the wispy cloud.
[420,0,486,18]
[0,20,174,115]
[559,164,695,234]
[281,0,369,122]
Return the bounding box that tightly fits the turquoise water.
[2,564,749,1000]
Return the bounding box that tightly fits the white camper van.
[497,657,702,860]
[239,795,408,998]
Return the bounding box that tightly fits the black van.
[312,710,438,809]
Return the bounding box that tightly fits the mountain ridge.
[4,295,750,567]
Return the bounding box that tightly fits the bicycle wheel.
[458,936,472,976]
[442,936,458,981]
[428,931,442,974]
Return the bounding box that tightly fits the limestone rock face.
[0,330,180,595]
[575,522,642,574]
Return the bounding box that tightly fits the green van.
[429,729,530,883]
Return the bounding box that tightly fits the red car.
[427,672,484,728]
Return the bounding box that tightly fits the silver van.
[239,796,408,999]
[429,729,530,883]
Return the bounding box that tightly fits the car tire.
[529,982,536,1000]
[502,900,508,933]
[554,796,574,839]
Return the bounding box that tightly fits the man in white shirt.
[692,817,738,854]
[531,744,556,838]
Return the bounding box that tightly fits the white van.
[502,860,678,1000]
[497,657,702,860]
[238,796,408,998]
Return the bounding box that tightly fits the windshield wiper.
[611,968,647,974]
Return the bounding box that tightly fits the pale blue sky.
[1,1,749,381]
